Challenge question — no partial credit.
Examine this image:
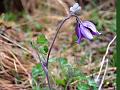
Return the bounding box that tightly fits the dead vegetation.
[0,0,116,90]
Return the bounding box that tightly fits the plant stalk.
[46,15,71,68]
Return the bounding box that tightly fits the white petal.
[70,3,81,13]
[70,7,74,12]
[73,3,79,9]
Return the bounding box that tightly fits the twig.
[8,49,32,86]
[56,0,69,15]
[86,67,116,78]
[0,39,14,46]
[98,59,108,90]
[0,34,31,54]
[95,36,116,83]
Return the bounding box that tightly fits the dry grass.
[0,0,116,89]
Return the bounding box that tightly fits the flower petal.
[70,3,81,13]
[82,21,101,35]
[75,23,81,38]
[72,3,79,10]
[76,37,81,44]
[75,23,83,44]
[80,24,93,40]
[76,29,82,44]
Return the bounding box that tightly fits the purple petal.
[75,23,83,44]
[75,23,80,38]
[76,38,81,44]
[80,24,93,40]
[76,34,82,44]
[82,21,101,35]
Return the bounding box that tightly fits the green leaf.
[32,64,45,79]
[49,57,57,63]
[87,78,98,90]
[3,12,17,21]
[37,34,48,45]
[34,22,43,30]
[39,45,48,54]
[40,87,49,90]
[58,58,68,65]
[56,79,66,86]
[32,86,41,90]
[77,83,89,90]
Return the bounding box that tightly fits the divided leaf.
[37,34,48,45]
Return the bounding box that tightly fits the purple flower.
[75,21,101,44]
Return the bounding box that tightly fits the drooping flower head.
[75,20,101,44]
[69,3,101,44]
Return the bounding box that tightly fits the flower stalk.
[46,15,71,68]
[36,3,101,90]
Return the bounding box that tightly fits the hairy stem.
[41,62,51,90]
[45,70,51,90]
[46,15,71,67]
[31,42,51,89]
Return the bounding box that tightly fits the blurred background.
[0,0,116,90]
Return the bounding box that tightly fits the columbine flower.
[75,21,101,44]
